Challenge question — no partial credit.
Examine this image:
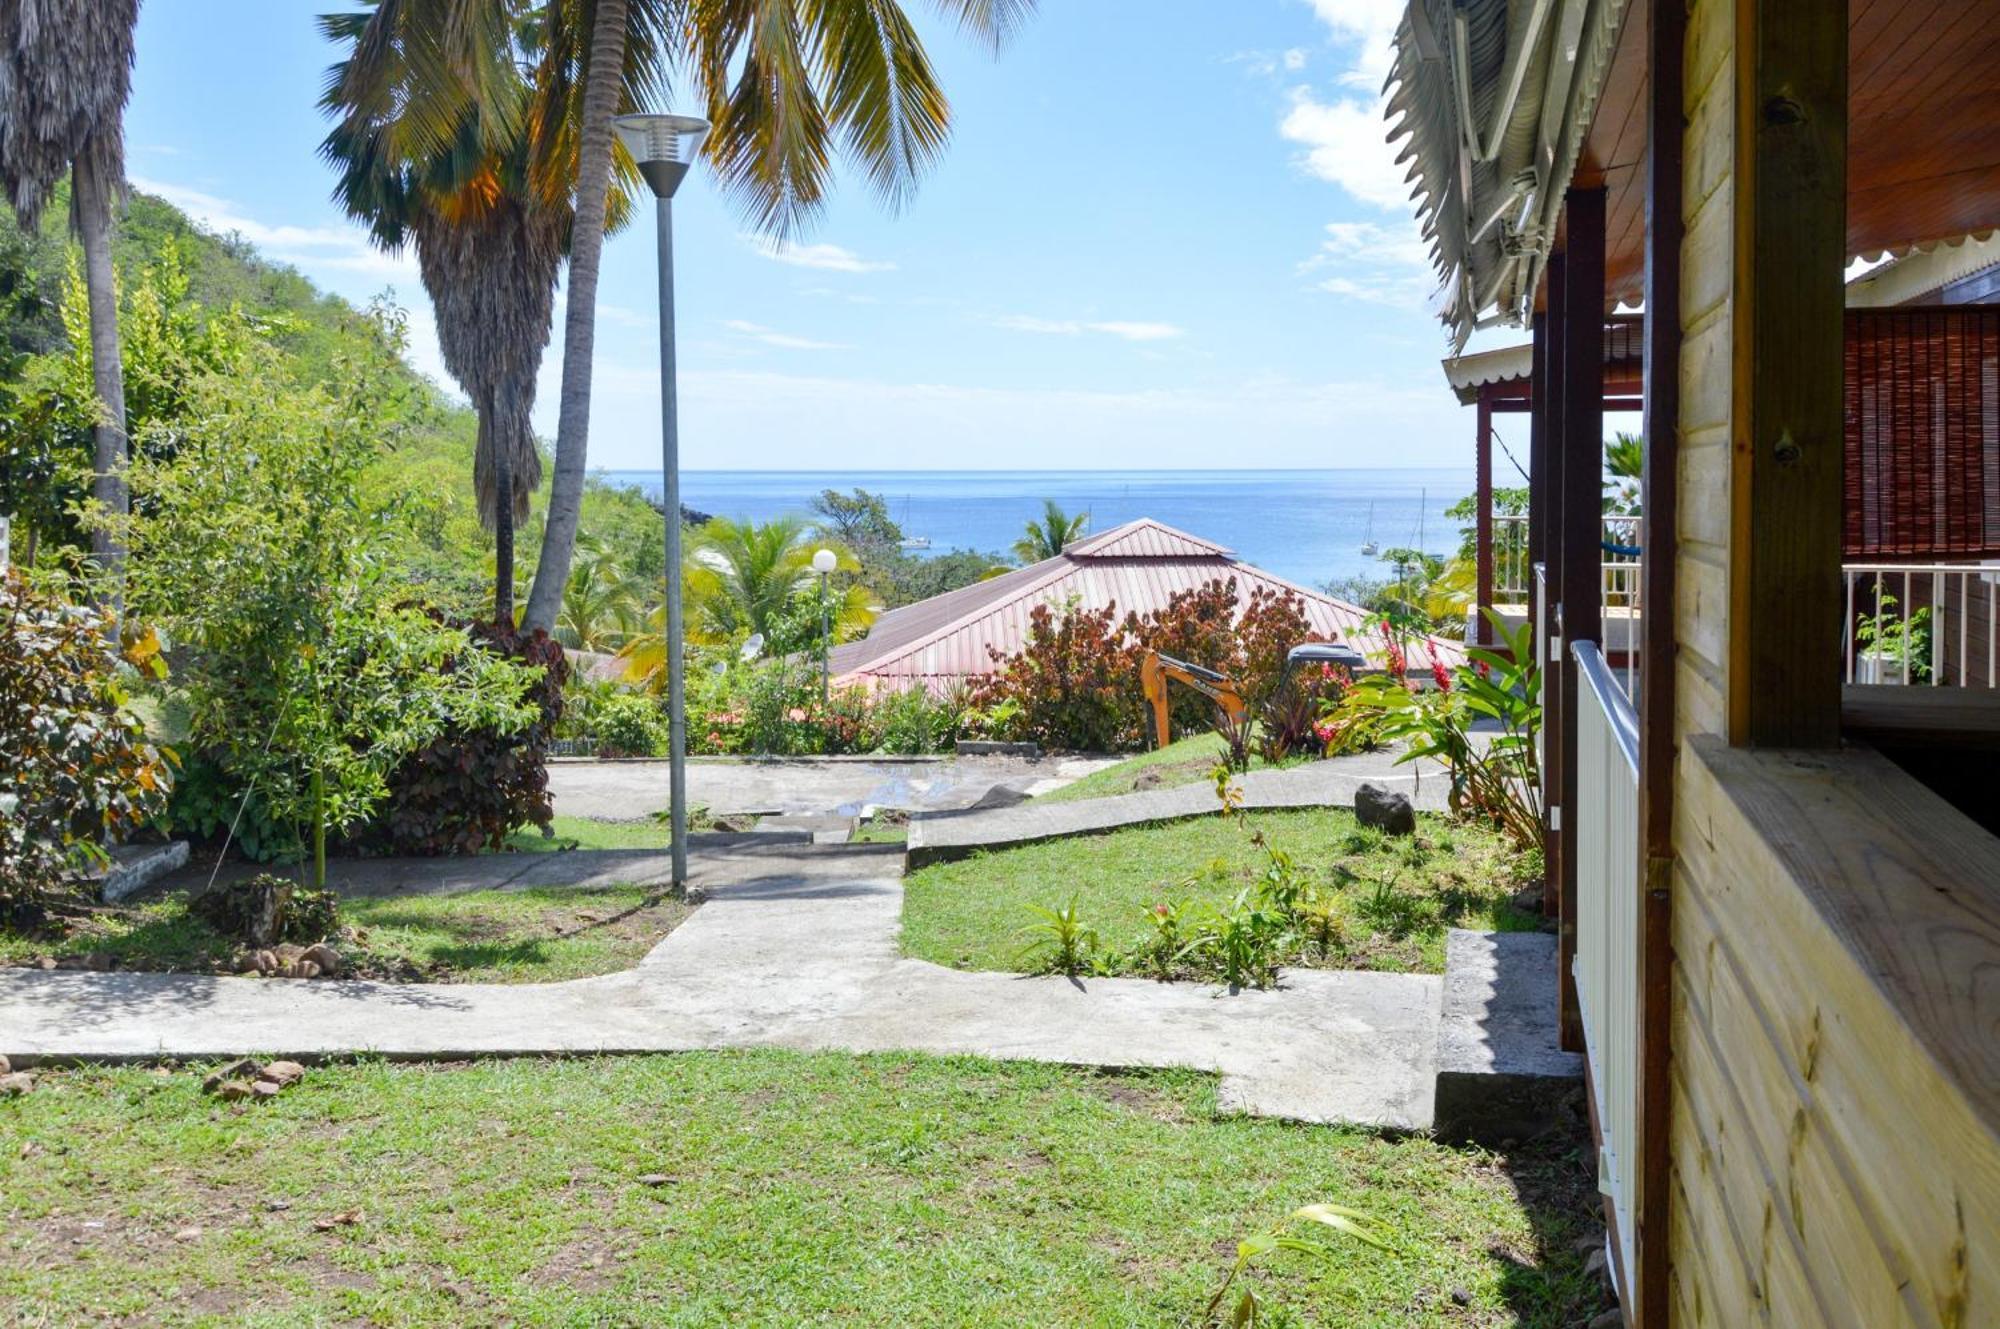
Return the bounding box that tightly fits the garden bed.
[0,885,694,985]
[1,1052,1610,1326]
[902,807,1542,979]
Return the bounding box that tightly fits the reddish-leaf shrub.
[372,620,568,855]
[973,599,1142,751]
[0,571,174,918]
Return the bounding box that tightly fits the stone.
[34,956,55,970]
[1431,931,1584,1146]
[253,950,278,976]
[258,1061,306,1088]
[1510,886,1544,914]
[0,1053,9,1074]
[251,1080,283,1100]
[1353,782,1416,835]
[1583,1247,1614,1295]
[215,1080,254,1102]
[1587,1311,1625,1329]
[634,1173,674,1188]
[289,960,322,980]
[0,1072,32,1096]
[202,1058,261,1093]
[1132,769,1165,791]
[1450,1286,1473,1307]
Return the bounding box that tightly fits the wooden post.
[1541,257,1568,930]
[1632,0,1685,1317]
[1527,312,1549,648]
[1476,388,1495,646]
[1558,188,1606,1056]
[1733,0,1848,746]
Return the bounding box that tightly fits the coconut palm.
[683,516,866,641]
[519,0,1038,633]
[554,534,648,650]
[0,0,141,597]
[1013,499,1089,562]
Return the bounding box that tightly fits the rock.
[174,1226,203,1241]
[1353,782,1417,835]
[708,816,750,833]
[251,1080,284,1100]
[1450,1285,1473,1307]
[83,952,115,972]
[202,1059,260,1093]
[1132,769,1166,791]
[215,1080,255,1102]
[287,960,321,980]
[254,949,278,976]
[0,1053,9,1074]
[1510,886,1544,914]
[634,1173,674,1187]
[232,951,261,974]
[302,943,341,976]
[54,955,89,970]
[258,1061,306,1088]
[34,956,55,970]
[1571,1232,1606,1257]
[1583,1247,1614,1295]
[1587,1311,1625,1329]
[969,782,1031,810]
[0,1072,33,1096]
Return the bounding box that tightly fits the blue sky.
[124,0,1520,472]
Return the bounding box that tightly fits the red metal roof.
[829,517,1467,690]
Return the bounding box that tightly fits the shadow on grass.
[1485,1117,1619,1326]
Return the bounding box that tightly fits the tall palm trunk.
[487,387,515,623]
[523,0,629,633]
[72,151,128,605]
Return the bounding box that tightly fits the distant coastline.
[593,468,1478,587]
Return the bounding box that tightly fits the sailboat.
[896,494,932,550]
[1360,501,1379,557]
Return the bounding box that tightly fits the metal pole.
[819,570,830,706]
[657,195,688,888]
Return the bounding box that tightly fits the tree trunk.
[489,386,515,624]
[72,153,129,609]
[522,0,630,633]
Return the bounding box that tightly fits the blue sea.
[595,469,1477,589]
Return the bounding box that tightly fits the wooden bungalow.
[1385,0,2000,1324]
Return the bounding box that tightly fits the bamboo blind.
[1845,307,2000,558]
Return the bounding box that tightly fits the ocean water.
[596,468,1477,588]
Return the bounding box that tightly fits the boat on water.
[1360,501,1378,556]
[899,536,932,551]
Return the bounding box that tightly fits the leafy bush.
[592,693,669,757]
[874,684,966,755]
[375,622,569,854]
[0,571,174,918]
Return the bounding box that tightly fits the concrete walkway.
[0,842,1442,1130]
[908,749,1450,866]
[549,754,1118,820]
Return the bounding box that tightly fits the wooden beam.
[1540,266,1567,932]
[1733,0,1848,746]
[1476,388,1495,646]
[1558,188,1606,1056]
[1633,0,1685,1317]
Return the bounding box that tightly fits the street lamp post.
[615,112,710,889]
[812,548,837,706]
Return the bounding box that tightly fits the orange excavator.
[1140,642,1369,750]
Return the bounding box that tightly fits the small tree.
[123,324,538,886]
[0,569,172,920]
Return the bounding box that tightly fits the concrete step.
[1432,929,1584,1144]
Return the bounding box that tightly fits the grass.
[0,885,693,984]
[903,807,1540,978]
[0,1052,1607,1327]
[1037,733,1293,804]
[502,814,674,852]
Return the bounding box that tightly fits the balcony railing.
[1842,563,2000,687]
[1491,514,1642,608]
[1570,639,1640,1293]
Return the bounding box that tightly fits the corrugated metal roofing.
[829,517,1467,691]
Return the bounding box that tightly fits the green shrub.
[375,622,569,854]
[0,571,175,919]
[593,693,669,757]
[874,685,962,755]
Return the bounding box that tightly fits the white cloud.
[1298,220,1438,307]
[132,177,416,280]
[1304,0,1402,90]
[1283,47,1309,71]
[745,237,896,273]
[723,319,851,351]
[995,315,1185,342]
[1278,89,1411,211]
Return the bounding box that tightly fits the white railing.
[1490,514,1642,610]
[1842,563,2000,687]
[1570,640,1640,1293]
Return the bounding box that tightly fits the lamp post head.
[614,113,711,200]
[812,548,839,575]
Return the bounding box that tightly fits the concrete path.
[1,843,1441,1130]
[908,749,1451,866]
[549,754,1118,821]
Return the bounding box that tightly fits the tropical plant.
[0,0,141,599]
[973,597,1138,751]
[1211,706,1255,774]
[121,326,540,886]
[0,568,172,921]
[321,2,598,624]
[1017,896,1099,976]
[687,516,870,643]
[552,534,649,650]
[1203,1202,1390,1327]
[1012,498,1089,562]
[1854,581,1933,683]
[523,0,1039,632]
[591,691,669,757]
[1339,610,1543,848]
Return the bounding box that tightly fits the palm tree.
[1013,499,1089,562]
[321,4,619,625]
[554,534,647,650]
[0,0,141,598]
[520,0,1038,633]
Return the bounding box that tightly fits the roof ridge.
[836,553,1085,678]
[1066,516,1234,559]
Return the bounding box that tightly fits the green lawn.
[903,807,1540,978]
[1038,734,1294,804]
[503,814,676,852]
[0,885,693,984]
[0,1053,1606,1327]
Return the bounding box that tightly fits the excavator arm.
[1140,651,1248,750]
